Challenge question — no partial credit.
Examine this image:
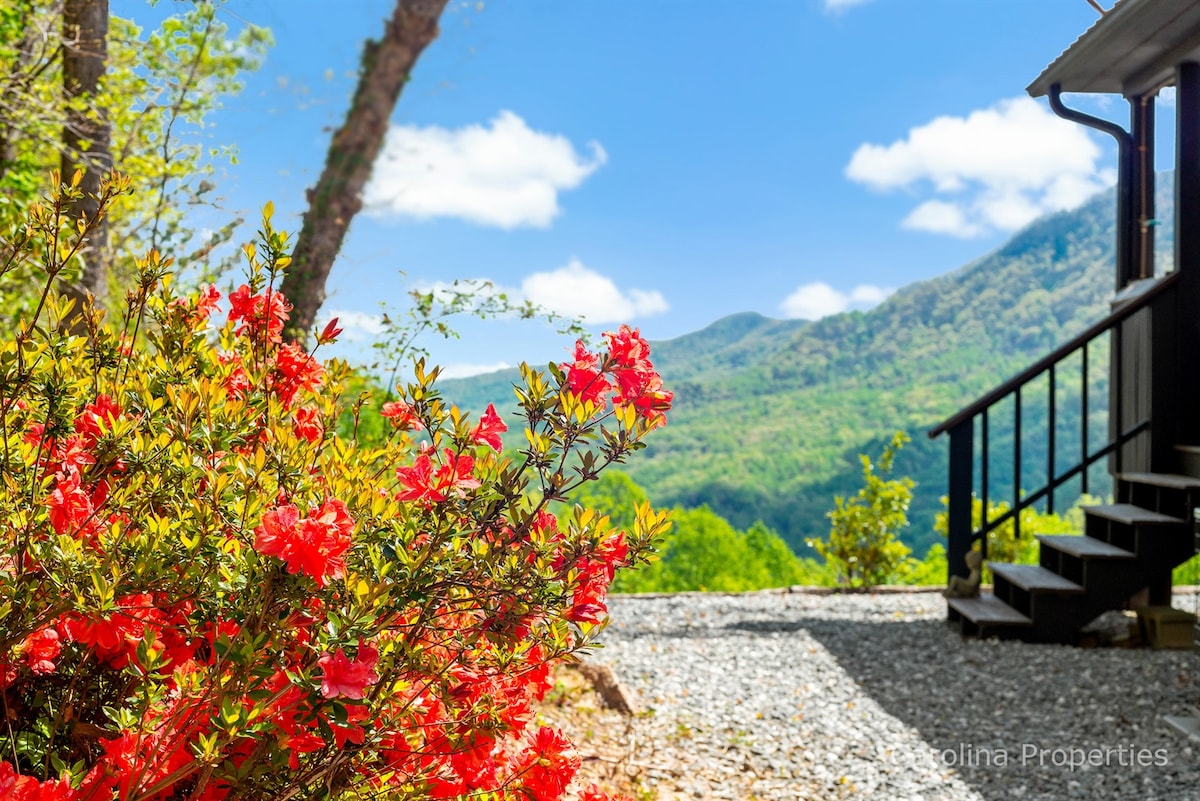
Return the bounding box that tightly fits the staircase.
[929,273,1197,644]
[948,471,1197,642]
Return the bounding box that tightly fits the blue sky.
[115,0,1174,377]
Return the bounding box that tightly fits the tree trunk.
[280,0,448,343]
[61,0,110,309]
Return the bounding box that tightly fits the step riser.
[1119,482,1196,521]
[1039,550,1138,594]
[1084,518,1192,562]
[992,578,1085,620]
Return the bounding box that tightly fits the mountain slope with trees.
[443,183,1175,554]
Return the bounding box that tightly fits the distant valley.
[442,180,1176,556]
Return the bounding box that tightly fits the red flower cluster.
[254,499,354,586]
[0,762,73,801]
[395,449,481,503]
[562,325,673,427]
[381,400,423,430]
[16,628,60,675]
[228,284,291,342]
[169,283,222,328]
[472,402,508,451]
[508,727,580,801]
[272,342,324,407]
[293,405,323,444]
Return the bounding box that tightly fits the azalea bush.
[0,173,672,800]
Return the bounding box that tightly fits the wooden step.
[1082,503,1186,526]
[990,563,1085,594]
[1037,534,1135,560]
[947,592,1032,627]
[1118,472,1200,491]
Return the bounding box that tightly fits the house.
[930,0,1200,642]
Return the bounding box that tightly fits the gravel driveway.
[597,590,1200,801]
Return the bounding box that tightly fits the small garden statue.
[943,549,983,598]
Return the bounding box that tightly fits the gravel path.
[595,590,1200,801]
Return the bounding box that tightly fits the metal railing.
[929,272,1179,578]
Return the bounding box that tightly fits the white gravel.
[596,590,1200,801]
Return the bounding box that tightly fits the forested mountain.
[442,181,1176,554]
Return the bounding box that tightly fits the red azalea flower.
[46,470,92,536]
[196,283,221,318]
[604,324,651,371]
[395,453,445,503]
[254,504,300,560]
[318,640,379,700]
[436,450,481,497]
[74,394,121,444]
[0,761,75,801]
[170,284,222,328]
[396,450,478,503]
[228,284,291,343]
[253,501,353,587]
[318,316,343,344]
[510,727,580,801]
[471,403,507,451]
[562,341,611,406]
[568,559,611,624]
[293,406,324,444]
[19,627,61,675]
[273,342,324,407]
[380,401,423,431]
[59,594,157,669]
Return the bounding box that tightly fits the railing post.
[947,419,974,581]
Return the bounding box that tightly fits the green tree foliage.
[565,472,832,592]
[810,432,913,588]
[0,1,269,311]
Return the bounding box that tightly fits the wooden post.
[946,420,974,582]
[1175,63,1200,450]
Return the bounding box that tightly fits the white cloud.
[846,96,1113,237]
[439,361,512,380]
[902,200,983,238]
[318,309,385,342]
[1158,86,1177,108]
[824,0,873,11]
[781,282,894,320]
[364,111,606,228]
[520,260,669,323]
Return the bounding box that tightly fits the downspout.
[1048,83,1135,290]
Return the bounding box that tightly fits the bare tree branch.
[280,0,449,344]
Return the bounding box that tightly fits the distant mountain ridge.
[441,179,1176,555]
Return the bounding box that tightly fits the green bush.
[809,432,913,588]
